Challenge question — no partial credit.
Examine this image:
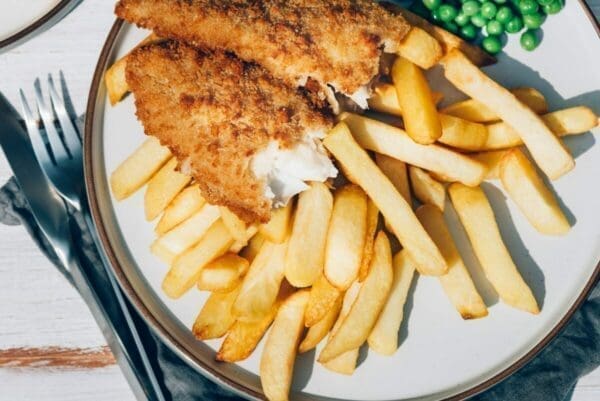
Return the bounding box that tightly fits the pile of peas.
[409,0,564,54]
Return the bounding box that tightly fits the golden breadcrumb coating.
[116,0,411,98]
[126,41,333,223]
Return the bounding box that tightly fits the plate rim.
[0,0,82,54]
[84,7,600,401]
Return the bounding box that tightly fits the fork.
[20,74,167,401]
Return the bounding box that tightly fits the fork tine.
[59,71,79,129]
[48,74,81,157]
[34,78,70,162]
[20,89,55,168]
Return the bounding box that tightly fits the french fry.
[324,123,447,276]
[104,33,160,105]
[367,250,415,355]
[391,7,496,67]
[240,232,267,263]
[298,296,343,353]
[409,166,446,211]
[441,50,574,180]
[234,239,289,322]
[376,154,411,203]
[391,57,442,145]
[155,184,205,235]
[260,290,309,401]
[196,253,249,293]
[192,285,241,340]
[324,185,368,290]
[110,137,172,201]
[499,149,570,235]
[482,107,599,150]
[229,225,259,254]
[358,199,380,282]
[438,114,488,151]
[285,182,333,287]
[144,158,192,221]
[259,201,294,243]
[304,274,342,327]
[470,150,509,180]
[322,282,361,375]
[216,305,278,362]
[368,82,443,117]
[217,282,294,363]
[150,204,221,264]
[416,205,488,319]
[448,183,539,314]
[396,27,443,69]
[220,207,248,242]
[162,220,234,298]
[341,113,486,187]
[318,232,393,363]
[441,87,548,123]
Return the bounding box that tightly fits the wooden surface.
[0,1,598,400]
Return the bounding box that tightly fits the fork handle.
[80,210,168,401]
[60,214,165,401]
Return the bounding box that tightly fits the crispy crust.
[115,0,411,97]
[126,41,333,223]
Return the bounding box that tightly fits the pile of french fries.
[107,17,598,401]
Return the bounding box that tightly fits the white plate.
[0,0,80,53]
[85,3,600,400]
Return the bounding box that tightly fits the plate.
[85,3,600,400]
[0,0,81,53]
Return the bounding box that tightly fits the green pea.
[523,13,545,29]
[480,2,498,19]
[486,20,504,35]
[537,0,554,5]
[431,7,444,21]
[460,23,478,40]
[438,4,459,21]
[543,0,563,14]
[455,11,471,26]
[519,0,539,15]
[471,13,487,27]
[495,6,513,23]
[520,29,540,50]
[495,0,508,3]
[505,16,524,33]
[423,0,442,10]
[462,1,480,16]
[482,35,503,54]
[443,21,460,33]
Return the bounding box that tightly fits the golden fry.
[376,154,411,204]
[285,182,333,287]
[441,50,574,180]
[259,201,294,243]
[319,232,393,362]
[448,183,539,313]
[110,137,171,201]
[260,290,309,401]
[197,253,249,293]
[438,114,488,151]
[144,158,192,221]
[396,27,443,69]
[499,149,570,235]
[192,286,241,340]
[298,296,342,353]
[358,199,380,282]
[156,184,205,235]
[409,166,446,211]
[368,250,415,355]
[341,113,486,187]
[392,57,442,145]
[368,82,443,117]
[416,205,488,319]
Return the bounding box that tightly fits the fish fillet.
[125,41,334,223]
[115,0,411,105]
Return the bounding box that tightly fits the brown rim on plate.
[85,7,600,401]
[0,0,81,53]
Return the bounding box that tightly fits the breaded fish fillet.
[126,41,335,223]
[116,0,411,107]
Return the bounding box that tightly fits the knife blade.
[0,92,160,401]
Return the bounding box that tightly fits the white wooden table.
[0,1,598,400]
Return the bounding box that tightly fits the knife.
[0,92,163,401]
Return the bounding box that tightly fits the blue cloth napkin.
[1,176,598,401]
